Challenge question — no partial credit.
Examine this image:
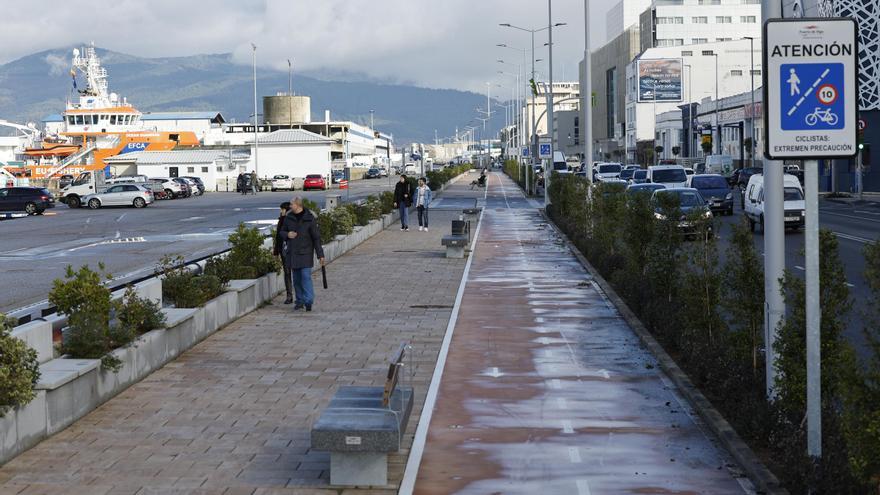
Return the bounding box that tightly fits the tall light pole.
[251,43,259,178]
[370,109,375,133]
[744,37,757,168]
[287,58,293,128]
[702,50,720,155]
[547,0,555,207]
[583,0,593,182]
[498,45,529,164]
[684,64,693,159]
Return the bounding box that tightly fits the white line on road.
[568,446,582,463]
[115,213,126,222]
[834,231,873,244]
[796,265,805,271]
[115,231,120,239]
[549,379,562,390]
[561,420,574,434]
[557,398,568,410]
[576,479,593,495]
[855,210,880,216]
[180,216,205,222]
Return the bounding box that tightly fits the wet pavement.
[410,173,753,494]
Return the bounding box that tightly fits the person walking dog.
[415,177,432,231]
[273,201,294,304]
[394,174,413,231]
[279,197,325,311]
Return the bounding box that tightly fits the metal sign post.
[763,17,859,460]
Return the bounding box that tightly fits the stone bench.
[441,235,468,259]
[311,343,414,486]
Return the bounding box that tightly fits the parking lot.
[0,178,396,313]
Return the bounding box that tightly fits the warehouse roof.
[254,129,334,144]
[105,149,242,164]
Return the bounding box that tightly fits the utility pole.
[546,0,555,208]
[252,43,259,178]
[288,59,293,129]
[583,0,593,182]
[762,0,785,399]
[745,37,756,168]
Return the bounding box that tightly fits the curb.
[540,211,788,495]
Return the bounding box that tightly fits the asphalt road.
[713,193,880,359]
[0,178,397,314]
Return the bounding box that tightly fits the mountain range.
[0,47,501,144]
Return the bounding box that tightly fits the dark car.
[735,167,763,203]
[690,174,733,216]
[626,183,665,197]
[652,188,713,235]
[365,168,381,179]
[619,168,636,182]
[181,176,206,195]
[171,178,192,197]
[0,187,56,215]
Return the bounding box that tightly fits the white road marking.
[834,231,873,244]
[115,230,120,239]
[599,369,611,379]
[568,446,582,463]
[549,379,562,390]
[795,265,805,271]
[576,479,593,495]
[561,420,574,434]
[557,398,568,410]
[180,216,205,222]
[855,210,880,216]
[485,367,503,378]
[115,213,126,222]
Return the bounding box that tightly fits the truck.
[704,155,734,178]
[59,170,108,208]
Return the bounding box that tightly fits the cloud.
[0,0,612,92]
[44,53,69,76]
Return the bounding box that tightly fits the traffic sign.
[522,146,530,157]
[538,143,552,159]
[858,118,867,131]
[763,18,859,160]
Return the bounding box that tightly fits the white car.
[271,175,294,191]
[594,162,623,182]
[743,173,805,232]
[149,177,186,199]
[84,184,154,209]
[647,165,688,189]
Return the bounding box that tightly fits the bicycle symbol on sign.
[805,107,839,127]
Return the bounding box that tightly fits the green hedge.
[546,173,880,492]
[0,314,40,416]
[204,223,280,284]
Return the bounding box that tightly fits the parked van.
[647,165,688,189]
[743,173,805,232]
[705,155,734,178]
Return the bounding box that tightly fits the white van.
[743,173,805,232]
[705,155,734,178]
[647,165,688,189]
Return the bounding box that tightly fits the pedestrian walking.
[394,173,413,231]
[279,196,325,311]
[237,173,247,195]
[250,171,259,195]
[415,177,432,231]
[273,201,294,304]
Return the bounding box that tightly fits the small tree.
[672,145,681,157]
[701,139,713,155]
[743,137,754,158]
[723,217,765,371]
[0,314,40,416]
[655,145,665,156]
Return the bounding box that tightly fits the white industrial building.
[247,129,333,182]
[606,0,651,43]
[624,39,761,163]
[104,149,248,190]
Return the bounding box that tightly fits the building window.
[201,166,209,173]
[716,37,733,42]
[693,38,708,44]
[751,69,762,76]
[681,50,693,56]
[187,167,195,173]
[692,16,708,24]
[716,16,732,23]
[658,39,675,47]
[730,69,744,76]
[741,16,757,23]
[699,0,721,4]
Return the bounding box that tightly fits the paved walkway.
[0,178,482,495]
[408,173,753,494]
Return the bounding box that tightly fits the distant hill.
[0,47,499,144]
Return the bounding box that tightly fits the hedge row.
[546,173,880,493]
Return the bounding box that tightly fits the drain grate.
[410,304,454,309]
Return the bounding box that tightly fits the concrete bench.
[311,343,414,486]
[441,235,468,258]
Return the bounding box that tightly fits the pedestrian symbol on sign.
[780,62,845,131]
[538,143,552,159]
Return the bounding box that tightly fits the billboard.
[638,59,683,103]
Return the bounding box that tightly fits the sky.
[0,0,612,94]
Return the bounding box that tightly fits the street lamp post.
[744,36,757,168]
[583,0,593,182]
[287,59,293,128]
[684,64,693,159]
[251,43,259,179]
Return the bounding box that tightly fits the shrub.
[379,191,395,214]
[723,217,765,371]
[113,286,166,335]
[0,314,40,416]
[205,223,279,284]
[158,256,225,308]
[50,264,132,371]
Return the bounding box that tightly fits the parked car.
[743,173,805,232]
[651,188,713,233]
[58,174,75,189]
[378,167,389,177]
[594,162,623,182]
[630,169,649,184]
[619,168,636,182]
[366,168,381,179]
[142,181,167,200]
[647,165,688,189]
[303,174,327,191]
[181,176,206,195]
[172,178,193,197]
[83,184,153,209]
[271,175,294,191]
[689,174,734,216]
[625,183,665,197]
[684,167,695,177]
[150,177,186,199]
[0,187,55,215]
[331,170,345,184]
[735,167,764,203]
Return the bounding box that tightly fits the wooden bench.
[310,343,414,486]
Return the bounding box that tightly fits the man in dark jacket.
[278,197,325,311]
[237,173,246,195]
[393,174,413,231]
[273,201,293,304]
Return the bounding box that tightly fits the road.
[0,178,396,314]
[713,194,880,359]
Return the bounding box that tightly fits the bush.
[316,206,354,244]
[113,286,166,335]
[49,264,133,371]
[204,223,279,284]
[158,256,225,308]
[379,191,395,214]
[0,314,40,416]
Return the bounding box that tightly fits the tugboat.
[22,43,198,179]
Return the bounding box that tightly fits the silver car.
[84,184,154,209]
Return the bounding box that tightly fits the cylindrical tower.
[263,95,311,125]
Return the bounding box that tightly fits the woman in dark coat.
[278,197,325,311]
